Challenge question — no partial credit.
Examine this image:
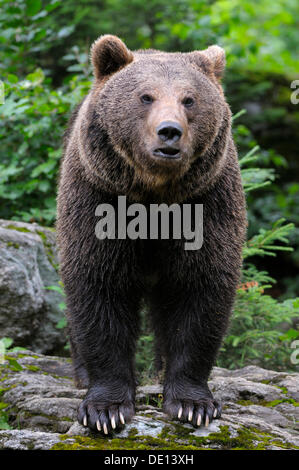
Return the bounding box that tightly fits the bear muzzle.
[156,121,183,144]
[153,146,181,160]
[153,120,183,160]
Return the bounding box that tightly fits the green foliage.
[0,337,26,355]
[136,333,155,383]
[216,116,299,371]
[0,402,11,430]
[0,63,90,224]
[218,270,299,370]
[239,145,275,194]
[243,218,294,259]
[0,337,26,429]
[0,0,91,224]
[0,0,72,76]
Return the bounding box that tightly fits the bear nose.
[156,121,183,143]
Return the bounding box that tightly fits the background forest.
[0,0,298,376]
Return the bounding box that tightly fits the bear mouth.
[153,147,181,159]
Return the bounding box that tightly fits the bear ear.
[203,45,226,80]
[90,35,134,80]
[188,45,226,81]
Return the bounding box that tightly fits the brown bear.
[57,35,247,435]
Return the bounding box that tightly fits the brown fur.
[57,35,247,434]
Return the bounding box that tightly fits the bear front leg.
[158,285,231,427]
[150,246,241,428]
[61,235,142,434]
[162,315,224,429]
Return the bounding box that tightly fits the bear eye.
[182,97,194,108]
[141,94,154,104]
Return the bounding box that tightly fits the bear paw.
[78,385,135,434]
[163,384,221,428]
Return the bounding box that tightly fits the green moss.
[51,433,200,451]
[5,225,31,233]
[4,356,23,371]
[237,399,255,406]
[0,402,9,410]
[238,397,298,407]
[272,385,289,395]
[127,427,139,437]
[4,224,57,270]
[36,230,47,241]
[36,230,58,270]
[156,422,299,450]
[236,382,298,408]
[16,353,40,359]
[262,398,299,407]
[0,387,10,398]
[24,365,40,372]
[50,422,299,451]
[12,409,73,433]
[0,374,9,383]
[6,241,20,249]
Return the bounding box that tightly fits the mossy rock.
[0,352,298,450]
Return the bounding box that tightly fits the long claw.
[119,412,125,425]
[213,408,217,418]
[188,408,193,422]
[83,415,87,427]
[177,406,183,419]
[96,420,101,431]
[197,414,202,427]
[103,422,108,435]
[111,415,116,429]
[205,415,209,427]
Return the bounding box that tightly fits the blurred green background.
[0,0,298,372]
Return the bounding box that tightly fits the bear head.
[77,35,232,197]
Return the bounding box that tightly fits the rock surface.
[0,220,65,354]
[0,350,298,450]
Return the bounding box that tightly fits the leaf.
[34,29,47,42]
[279,329,299,341]
[0,422,11,430]
[1,338,13,349]
[232,109,247,121]
[243,219,294,259]
[7,74,18,84]
[31,159,56,178]
[232,337,240,347]
[239,146,260,167]
[25,68,44,85]
[38,180,50,192]
[45,1,61,13]
[57,26,75,39]
[26,0,42,16]
[56,317,67,329]
[44,285,64,294]
[7,358,23,371]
